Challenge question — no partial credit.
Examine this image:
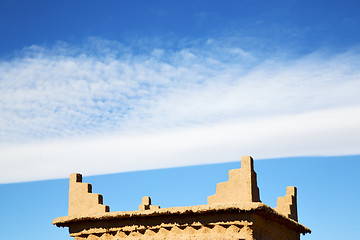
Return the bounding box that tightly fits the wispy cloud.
[1,38,359,183]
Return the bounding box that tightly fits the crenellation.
[138,196,160,211]
[68,173,109,216]
[274,186,298,221]
[208,156,260,204]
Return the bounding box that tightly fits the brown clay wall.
[252,214,300,240]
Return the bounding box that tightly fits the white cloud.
[0,39,359,183]
[1,106,359,183]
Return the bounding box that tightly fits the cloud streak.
[0,39,359,182]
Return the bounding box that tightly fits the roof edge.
[53,202,310,234]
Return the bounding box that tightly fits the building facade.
[53,156,311,239]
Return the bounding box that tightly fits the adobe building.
[53,156,311,239]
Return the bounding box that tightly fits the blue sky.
[0,0,360,239]
[1,0,360,56]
